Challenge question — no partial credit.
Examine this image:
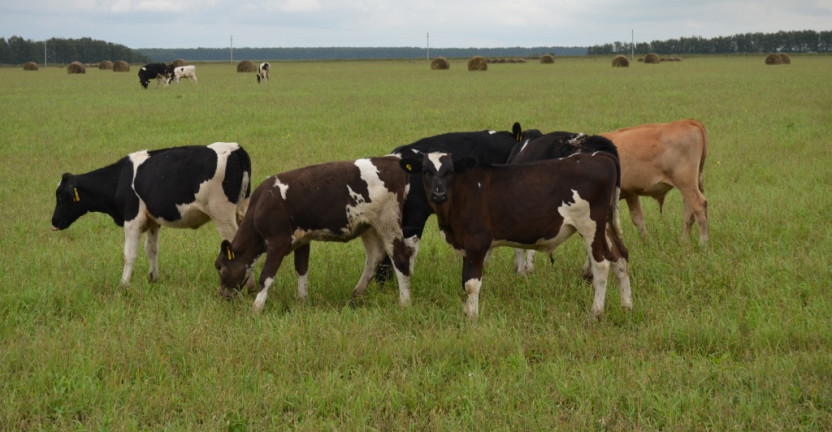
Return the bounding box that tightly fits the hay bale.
[431,57,450,70]
[171,59,187,67]
[611,55,630,67]
[113,60,130,72]
[779,53,791,64]
[467,56,488,71]
[237,60,256,73]
[644,53,660,64]
[540,54,555,64]
[98,60,113,70]
[765,53,784,65]
[67,61,86,74]
[23,62,38,71]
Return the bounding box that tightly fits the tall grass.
[1,56,831,430]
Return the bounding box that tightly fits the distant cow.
[374,124,542,281]
[400,151,632,320]
[169,65,197,84]
[138,63,168,89]
[601,119,709,245]
[257,62,270,83]
[51,143,251,285]
[215,156,416,314]
[507,131,623,274]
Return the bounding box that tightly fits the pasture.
[1,55,831,430]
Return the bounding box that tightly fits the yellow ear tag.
[73,188,80,202]
[226,248,235,260]
[516,133,522,142]
[405,164,412,172]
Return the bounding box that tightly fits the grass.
[1,55,831,430]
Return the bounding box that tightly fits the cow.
[51,142,251,286]
[601,119,709,245]
[169,65,197,84]
[400,151,632,320]
[138,63,168,89]
[373,124,543,281]
[507,131,623,274]
[257,62,270,83]
[215,156,416,314]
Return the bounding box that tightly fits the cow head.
[215,240,251,299]
[400,152,477,205]
[51,173,88,231]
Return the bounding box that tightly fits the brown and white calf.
[400,152,632,320]
[215,156,416,313]
[601,119,709,245]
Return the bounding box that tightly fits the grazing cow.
[51,143,251,285]
[215,156,416,314]
[138,63,168,89]
[257,62,270,83]
[507,131,623,274]
[400,151,632,320]
[601,119,709,245]
[169,65,197,84]
[373,123,542,281]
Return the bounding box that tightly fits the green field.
[1,56,831,430]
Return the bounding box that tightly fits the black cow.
[51,143,252,285]
[215,157,416,313]
[374,123,542,281]
[400,151,632,320]
[507,131,623,274]
[138,63,169,89]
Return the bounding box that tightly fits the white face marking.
[273,177,289,199]
[427,152,446,172]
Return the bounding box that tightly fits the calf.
[601,119,709,245]
[257,62,270,83]
[137,63,168,89]
[51,142,251,285]
[400,152,631,320]
[215,156,416,314]
[169,65,197,84]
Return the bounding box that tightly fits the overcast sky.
[1,0,830,49]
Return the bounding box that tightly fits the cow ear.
[512,122,523,142]
[221,240,236,261]
[399,157,421,174]
[454,157,478,173]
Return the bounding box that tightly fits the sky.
[1,0,830,49]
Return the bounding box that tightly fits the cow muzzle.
[430,191,448,204]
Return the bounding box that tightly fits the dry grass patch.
[468,56,488,71]
[23,61,38,71]
[67,61,86,74]
[612,55,630,67]
[431,57,450,70]
[113,60,130,72]
[237,60,256,72]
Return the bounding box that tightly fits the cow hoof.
[148,273,158,283]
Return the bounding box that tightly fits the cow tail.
[692,119,708,193]
[609,152,624,237]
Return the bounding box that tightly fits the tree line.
[587,30,832,55]
[0,36,150,65]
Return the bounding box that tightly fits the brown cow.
[602,119,709,245]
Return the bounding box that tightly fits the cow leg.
[681,187,709,246]
[252,243,290,314]
[144,224,160,283]
[513,249,535,275]
[351,230,387,301]
[606,225,633,310]
[389,236,416,306]
[293,244,310,300]
[625,195,649,241]
[461,251,487,320]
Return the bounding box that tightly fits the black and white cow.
[51,142,251,285]
[257,62,270,83]
[507,131,623,274]
[215,156,416,313]
[400,151,632,320]
[138,63,168,89]
[373,123,542,281]
[169,65,197,84]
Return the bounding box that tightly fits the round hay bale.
[779,53,791,64]
[171,59,187,67]
[431,57,450,70]
[765,53,784,65]
[540,54,555,64]
[98,60,113,70]
[611,55,630,67]
[644,53,660,64]
[113,60,130,72]
[67,61,86,74]
[237,60,256,73]
[23,61,38,71]
[467,56,488,71]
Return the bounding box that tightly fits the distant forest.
[2,30,830,65]
[588,30,832,55]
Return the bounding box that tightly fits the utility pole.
[44,41,47,67]
[426,32,430,61]
[230,35,233,64]
[631,29,635,59]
